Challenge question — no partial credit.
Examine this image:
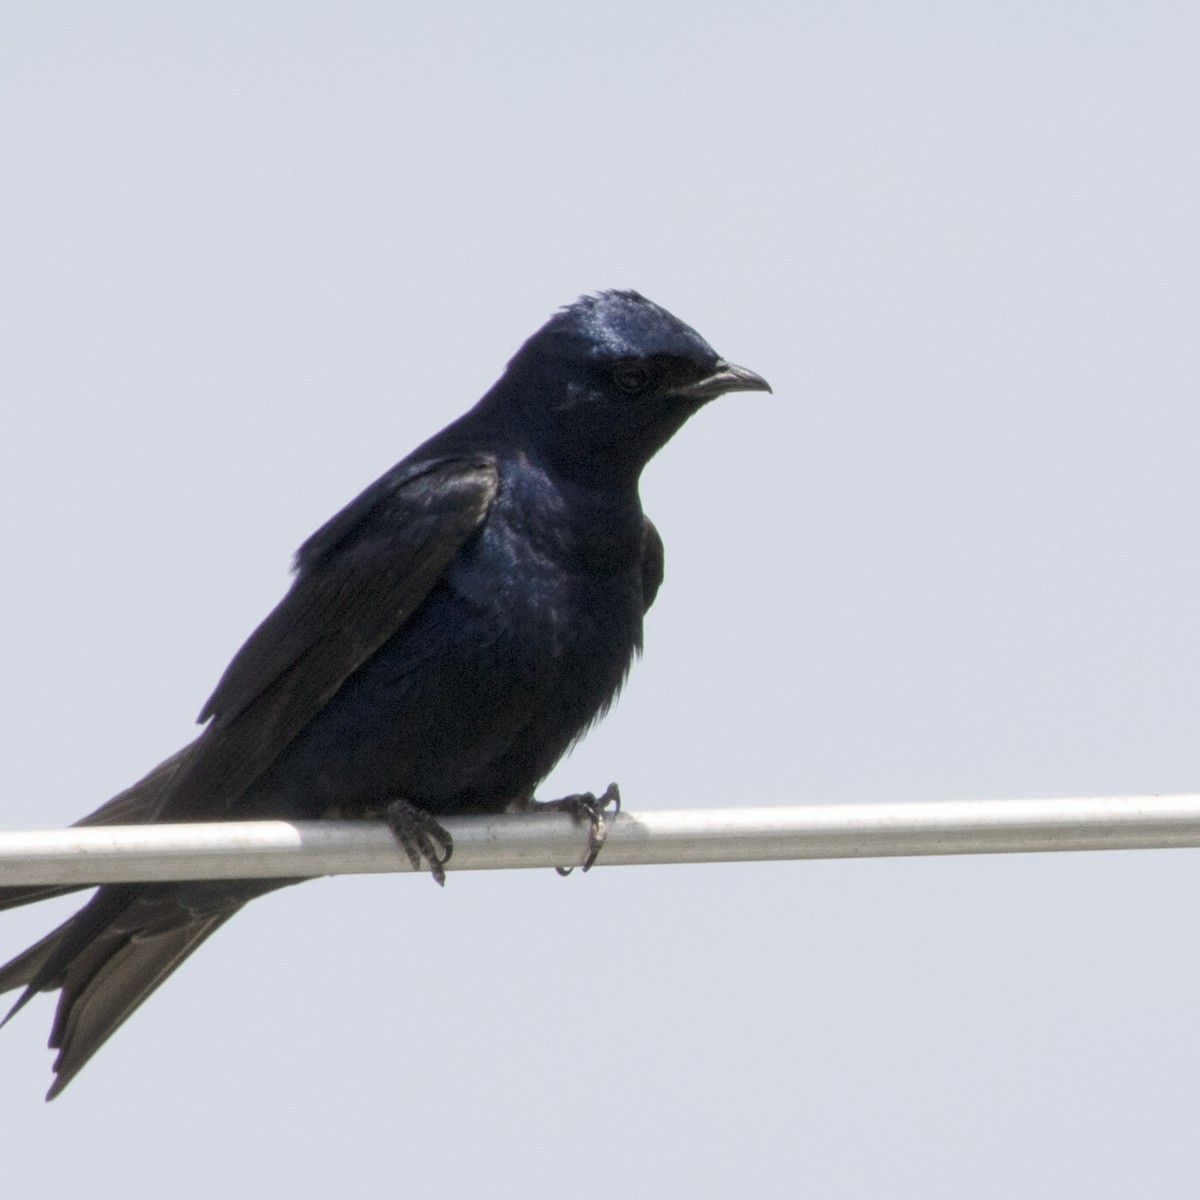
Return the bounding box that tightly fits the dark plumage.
[0,290,770,1098]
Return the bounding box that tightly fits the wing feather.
[169,455,498,816]
[640,516,665,613]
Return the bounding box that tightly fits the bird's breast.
[452,463,647,653]
[451,504,642,664]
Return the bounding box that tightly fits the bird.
[0,289,771,1098]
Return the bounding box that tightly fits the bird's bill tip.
[712,360,772,396]
[672,359,772,401]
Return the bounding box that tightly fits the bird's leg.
[523,782,621,875]
[384,798,454,887]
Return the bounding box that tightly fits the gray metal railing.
[1,794,1199,886]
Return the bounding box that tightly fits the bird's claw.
[531,781,621,875]
[385,798,453,886]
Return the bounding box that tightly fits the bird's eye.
[612,361,650,394]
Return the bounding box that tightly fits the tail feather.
[46,907,239,1100]
[0,885,87,914]
[0,876,274,1099]
[0,926,69,1008]
[0,743,299,1098]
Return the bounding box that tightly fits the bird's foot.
[528,782,621,875]
[385,799,453,886]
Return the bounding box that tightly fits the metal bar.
[2,795,1200,886]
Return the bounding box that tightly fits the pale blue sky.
[1,3,1198,1196]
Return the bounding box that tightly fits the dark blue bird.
[0,290,770,1097]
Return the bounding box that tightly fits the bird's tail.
[0,744,287,1099]
[0,880,270,1099]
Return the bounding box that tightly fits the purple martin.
[0,290,770,1097]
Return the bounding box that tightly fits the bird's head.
[500,290,771,485]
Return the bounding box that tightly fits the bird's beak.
[672,359,773,402]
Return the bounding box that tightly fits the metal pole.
[1,795,1200,886]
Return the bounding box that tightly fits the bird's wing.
[161,454,499,817]
[640,516,665,612]
[0,455,501,1097]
